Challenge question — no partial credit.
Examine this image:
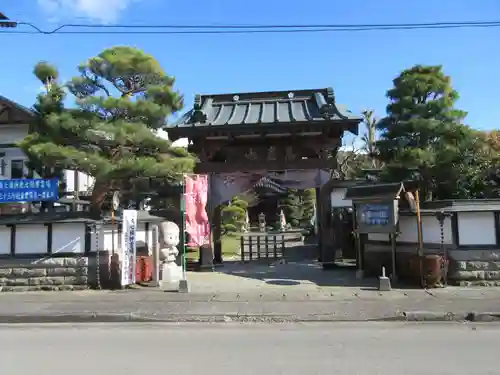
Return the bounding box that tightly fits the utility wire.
[0,20,500,35]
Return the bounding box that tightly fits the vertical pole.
[273,235,277,259]
[73,171,79,212]
[315,187,322,260]
[240,235,244,262]
[265,235,269,259]
[390,233,397,281]
[111,208,116,255]
[257,235,261,259]
[180,182,187,278]
[151,224,160,287]
[177,176,190,292]
[213,205,222,263]
[415,190,425,288]
[249,236,253,261]
[353,208,363,278]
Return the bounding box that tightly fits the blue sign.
[359,203,391,226]
[0,178,59,203]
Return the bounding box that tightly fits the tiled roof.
[167,87,361,129]
[344,182,406,201]
[254,176,288,194]
[0,95,35,116]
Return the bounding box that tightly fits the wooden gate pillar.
[212,205,223,264]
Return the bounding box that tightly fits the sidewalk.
[0,286,499,323]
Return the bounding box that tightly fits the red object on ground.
[135,256,153,282]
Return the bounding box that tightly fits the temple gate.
[166,87,362,265]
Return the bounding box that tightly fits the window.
[10,160,24,179]
[0,153,6,176]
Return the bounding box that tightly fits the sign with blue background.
[0,178,59,203]
[359,203,391,226]
[355,200,398,234]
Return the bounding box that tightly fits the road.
[0,322,498,374]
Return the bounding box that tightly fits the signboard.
[0,178,59,203]
[120,209,137,286]
[355,200,399,234]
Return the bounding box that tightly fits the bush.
[222,223,238,234]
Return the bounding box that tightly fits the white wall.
[16,224,48,254]
[0,221,153,255]
[0,124,29,144]
[457,212,496,246]
[64,170,95,194]
[52,223,85,254]
[331,188,352,208]
[367,212,496,247]
[0,226,11,255]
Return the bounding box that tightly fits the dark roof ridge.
[194,87,333,100]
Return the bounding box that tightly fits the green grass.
[185,233,241,261]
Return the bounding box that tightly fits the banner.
[210,172,262,209]
[121,209,137,286]
[185,175,211,247]
[209,169,329,208]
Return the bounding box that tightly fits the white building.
[0,95,93,212]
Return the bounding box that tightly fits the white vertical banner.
[121,209,137,286]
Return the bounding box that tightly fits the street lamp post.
[0,12,18,28]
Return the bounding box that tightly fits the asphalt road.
[0,322,498,374]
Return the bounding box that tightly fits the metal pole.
[178,177,189,292]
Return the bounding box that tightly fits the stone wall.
[364,243,500,286]
[0,251,113,292]
[447,249,500,286]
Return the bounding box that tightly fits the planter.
[408,254,445,287]
[135,256,153,282]
[422,255,443,287]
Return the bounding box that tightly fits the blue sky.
[1,0,499,140]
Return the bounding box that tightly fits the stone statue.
[243,211,250,233]
[279,209,286,232]
[258,212,266,233]
[158,221,182,289]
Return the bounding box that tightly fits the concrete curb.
[0,313,347,323]
[0,311,499,324]
[399,311,500,322]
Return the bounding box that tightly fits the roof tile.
[167,87,361,129]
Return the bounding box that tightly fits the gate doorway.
[166,87,362,265]
[239,233,285,262]
[334,208,356,260]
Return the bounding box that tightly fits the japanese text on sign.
[359,203,391,226]
[0,178,59,203]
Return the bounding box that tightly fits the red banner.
[184,175,211,247]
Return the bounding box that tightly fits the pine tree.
[221,197,248,234]
[376,65,477,199]
[19,46,194,216]
[297,189,316,225]
[279,189,302,227]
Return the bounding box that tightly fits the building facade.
[0,95,94,212]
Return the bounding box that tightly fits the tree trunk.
[90,179,109,219]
